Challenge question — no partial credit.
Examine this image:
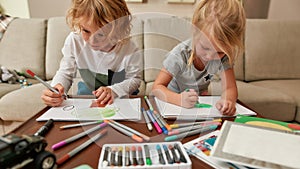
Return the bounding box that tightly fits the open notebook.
[36,98,141,121]
[154,96,256,119]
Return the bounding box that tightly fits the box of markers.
[98,142,191,169]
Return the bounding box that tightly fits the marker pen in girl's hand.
[26,69,68,99]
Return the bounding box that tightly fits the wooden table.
[11,96,247,169]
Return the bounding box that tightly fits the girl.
[152,0,246,115]
[42,0,142,107]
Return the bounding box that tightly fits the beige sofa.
[0,16,299,135]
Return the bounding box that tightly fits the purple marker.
[52,122,107,150]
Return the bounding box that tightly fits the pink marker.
[52,122,107,150]
[146,110,162,134]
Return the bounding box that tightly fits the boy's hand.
[215,99,236,116]
[41,83,65,107]
[180,89,198,108]
[93,86,114,105]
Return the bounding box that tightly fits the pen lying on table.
[105,120,145,142]
[52,122,107,150]
[60,120,103,129]
[56,129,107,165]
[165,125,218,141]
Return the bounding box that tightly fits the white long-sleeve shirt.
[51,32,143,97]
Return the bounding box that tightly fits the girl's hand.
[180,89,198,108]
[41,84,65,107]
[93,87,114,105]
[215,99,236,116]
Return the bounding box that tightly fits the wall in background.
[268,0,300,20]
[0,0,30,18]
[0,0,71,18]
[0,0,299,20]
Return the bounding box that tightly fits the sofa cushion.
[245,19,300,81]
[130,16,144,53]
[0,84,21,98]
[250,80,300,122]
[0,83,46,121]
[0,78,39,98]
[143,16,192,83]
[45,17,71,80]
[130,16,144,92]
[0,18,47,79]
[237,81,296,121]
[0,120,23,135]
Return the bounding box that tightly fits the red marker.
[26,69,67,98]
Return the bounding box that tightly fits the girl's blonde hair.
[189,0,246,66]
[66,0,131,43]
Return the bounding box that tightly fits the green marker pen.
[194,103,212,108]
[185,89,212,108]
[144,145,152,165]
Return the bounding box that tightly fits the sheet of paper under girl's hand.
[155,96,256,119]
[36,98,141,121]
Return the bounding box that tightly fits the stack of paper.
[183,130,249,169]
[210,121,300,169]
[36,98,141,121]
[154,96,256,119]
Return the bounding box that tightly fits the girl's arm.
[152,68,198,108]
[216,68,238,115]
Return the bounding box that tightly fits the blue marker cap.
[162,126,168,135]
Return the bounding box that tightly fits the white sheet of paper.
[223,124,300,168]
[155,96,256,118]
[36,98,141,121]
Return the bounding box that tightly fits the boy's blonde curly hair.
[66,0,131,44]
[189,0,246,66]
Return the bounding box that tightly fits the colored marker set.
[98,142,191,169]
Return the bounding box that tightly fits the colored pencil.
[56,129,107,165]
[52,122,107,150]
[60,120,103,129]
[109,120,150,141]
[142,108,153,131]
[164,125,218,141]
[105,120,143,142]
